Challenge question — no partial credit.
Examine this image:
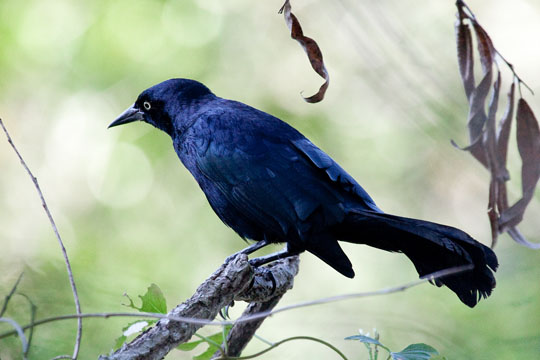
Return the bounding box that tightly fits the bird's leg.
[225,238,271,263]
[248,243,302,267]
[240,238,271,255]
[246,244,302,296]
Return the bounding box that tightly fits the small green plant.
[114,283,168,349]
[346,329,445,360]
[177,325,232,360]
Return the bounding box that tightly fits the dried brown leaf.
[450,134,482,151]
[496,83,515,182]
[500,196,529,229]
[455,1,538,248]
[468,71,492,138]
[460,70,492,167]
[455,17,475,99]
[496,86,512,217]
[485,73,501,246]
[507,227,540,249]
[499,99,540,230]
[485,72,501,173]
[472,23,494,75]
[496,181,509,214]
[516,99,540,195]
[279,0,329,103]
[487,179,499,247]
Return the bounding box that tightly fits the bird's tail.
[333,210,498,307]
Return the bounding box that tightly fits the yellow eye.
[143,101,151,110]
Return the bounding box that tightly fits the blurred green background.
[1,0,539,359]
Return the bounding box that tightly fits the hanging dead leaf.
[279,0,329,103]
[496,83,515,182]
[508,227,540,249]
[455,9,475,99]
[487,180,499,245]
[485,73,502,179]
[464,70,492,167]
[484,72,501,246]
[455,0,539,249]
[498,99,540,233]
[516,99,540,196]
[472,23,494,75]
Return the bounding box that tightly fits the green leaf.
[345,334,390,353]
[345,334,382,346]
[391,343,440,360]
[206,329,231,345]
[123,283,167,314]
[177,339,205,351]
[177,325,233,358]
[123,293,137,310]
[114,335,127,350]
[139,283,167,314]
[193,345,219,360]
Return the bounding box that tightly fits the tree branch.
[212,256,300,358]
[213,296,284,359]
[99,254,300,360]
[0,117,82,359]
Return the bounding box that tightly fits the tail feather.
[334,210,498,307]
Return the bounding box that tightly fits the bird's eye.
[143,101,151,110]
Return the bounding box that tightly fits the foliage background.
[1,0,539,358]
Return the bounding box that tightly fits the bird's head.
[108,78,214,136]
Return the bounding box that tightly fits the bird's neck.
[172,96,216,137]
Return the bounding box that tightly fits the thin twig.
[0,272,24,317]
[0,312,219,340]
[494,53,534,96]
[0,264,473,341]
[0,317,28,359]
[232,264,473,324]
[0,118,82,359]
[214,295,284,358]
[193,332,224,349]
[17,293,37,357]
[253,333,273,347]
[214,336,349,360]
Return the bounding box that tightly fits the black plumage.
[109,78,498,307]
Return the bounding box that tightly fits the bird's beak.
[108,104,144,128]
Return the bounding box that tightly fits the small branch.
[16,293,37,357]
[0,118,82,359]
[0,272,24,317]
[230,264,473,325]
[0,317,28,359]
[215,336,349,360]
[213,296,284,359]
[0,313,220,341]
[99,254,299,360]
[211,256,299,358]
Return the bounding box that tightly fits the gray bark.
[99,254,300,360]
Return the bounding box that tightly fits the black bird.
[109,78,497,307]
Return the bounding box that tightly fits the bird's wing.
[290,137,381,213]
[192,110,380,240]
